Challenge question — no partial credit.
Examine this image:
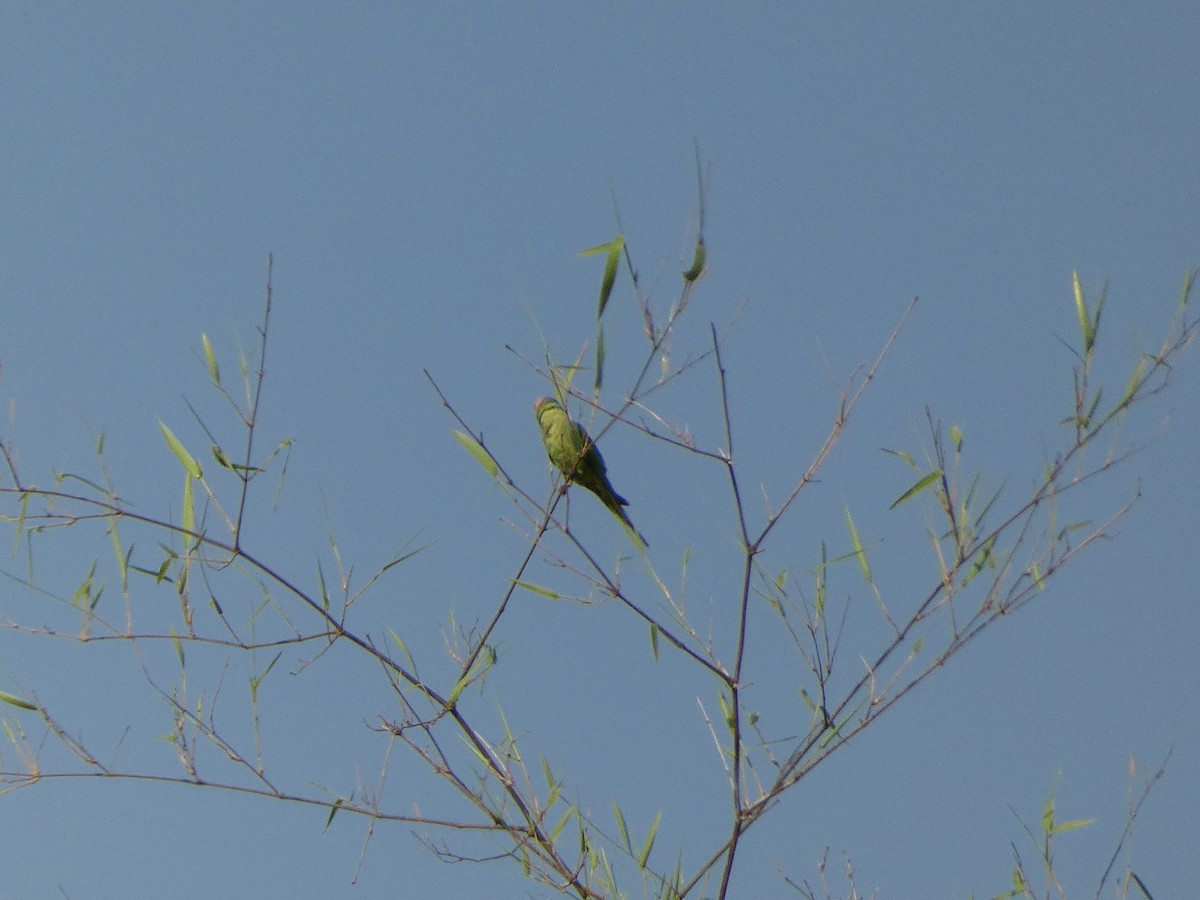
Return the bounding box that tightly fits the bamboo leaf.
[549,805,575,843]
[452,430,499,478]
[1120,357,1147,408]
[316,559,330,611]
[514,580,562,600]
[845,506,872,581]
[201,333,221,385]
[170,626,184,669]
[889,470,943,509]
[814,541,827,620]
[612,802,632,854]
[1042,784,1056,833]
[388,629,417,671]
[250,651,283,700]
[717,691,735,731]
[159,420,202,479]
[1072,270,1095,354]
[1179,266,1196,307]
[181,470,196,536]
[0,691,39,711]
[638,811,661,867]
[1053,817,1096,834]
[950,424,964,452]
[881,447,918,469]
[579,235,624,318]
[324,798,344,831]
[682,238,706,282]
[594,322,606,393]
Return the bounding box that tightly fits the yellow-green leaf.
[181,469,196,535]
[452,430,498,478]
[1120,357,1147,408]
[889,470,942,509]
[159,421,202,479]
[514,580,562,600]
[1053,816,1095,834]
[638,810,661,868]
[0,691,39,711]
[1179,266,1196,308]
[1072,270,1094,354]
[845,507,872,581]
[717,691,735,731]
[682,238,706,282]
[950,424,964,451]
[594,322,606,393]
[324,798,344,831]
[579,235,624,318]
[201,332,221,385]
[211,445,234,469]
[612,802,631,853]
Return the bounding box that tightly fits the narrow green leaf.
[201,333,221,385]
[452,430,498,478]
[579,235,624,318]
[447,673,469,707]
[549,805,575,843]
[1120,357,1147,408]
[594,323,606,393]
[717,691,735,731]
[324,798,344,831]
[798,686,817,713]
[961,534,997,587]
[316,559,330,611]
[0,691,39,711]
[814,541,827,620]
[159,420,202,479]
[682,238,706,282]
[170,626,184,669]
[889,470,943,509]
[183,471,198,537]
[541,757,562,807]
[1012,867,1027,892]
[71,560,97,609]
[845,506,872,581]
[1053,816,1095,834]
[950,424,964,452]
[638,810,662,867]
[108,522,127,589]
[648,622,660,661]
[1179,266,1196,308]
[1030,563,1045,591]
[1082,386,1104,429]
[600,239,622,318]
[881,447,918,469]
[514,580,562,600]
[250,651,283,700]
[612,802,632,854]
[1072,270,1094,354]
[388,629,416,670]
[211,445,235,469]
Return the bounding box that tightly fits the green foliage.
[0,194,1192,900]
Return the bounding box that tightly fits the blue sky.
[1,5,1197,897]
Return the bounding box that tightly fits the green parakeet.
[534,396,647,547]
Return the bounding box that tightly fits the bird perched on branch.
[533,396,647,548]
